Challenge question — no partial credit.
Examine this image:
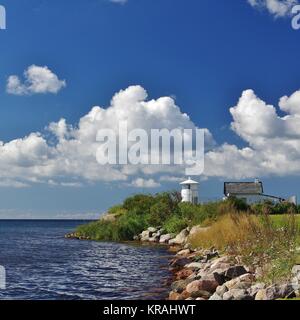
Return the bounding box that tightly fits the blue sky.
[0,0,300,218]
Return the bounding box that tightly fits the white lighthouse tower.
[180,177,199,204]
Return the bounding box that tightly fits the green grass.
[270,214,300,227]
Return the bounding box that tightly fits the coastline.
[67,224,300,301]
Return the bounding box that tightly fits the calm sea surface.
[0,220,172,300]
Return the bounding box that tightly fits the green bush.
[108,205,128,216]
[164,214,188,234]
[178,202,219,226]
[147,192,181,226]
[251,201,297,215]
[123,194,155,215]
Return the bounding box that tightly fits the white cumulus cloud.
[3,84,300,188]
[205,88,300,179]
[109,0,128,4]
[0,85,210,188]
[7,65,66,95]
[130,178,161,188]
[248,0,298,17]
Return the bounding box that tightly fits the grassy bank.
[76,192,300,242]
[76,192,221,241]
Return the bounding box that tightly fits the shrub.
[123,194,155,215]
[164,214,189,234]
[147,192,180,225]
[178,202,219,226]
[251,201,297,215]
[108,205,128,216]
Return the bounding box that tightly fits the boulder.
[148,234,160,243]
[223,278,241,290]
[223,291,234,300]
[255,289,268,301]
[159,234,175,244]
[223,288,252,301]
[249,283,266,297]
[255,284,295,300]
[210,262,232,274]
[180,290,191,300]
[216,285,228,297]
[169,228,190,246]
[147,227,157,233]
[169,291,182,301]
[225,266,248,279]
[292,265,300,276]
[186,277,219,294]
[190,290,211,299]
[230,289,252,301]
[170,257,192,269]
[177,249,191,256]
[186,262,204,270]
[175,268,195,280]
[140,230,151,242]
[209,293,223,300]
[171,279,193,293]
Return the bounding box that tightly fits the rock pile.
[65,233,90,240]
[168,247,300,300]
[135,227,190,245]
[135,226,300,300]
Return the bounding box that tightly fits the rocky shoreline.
[135,226,300,301]
[66,226,300,300]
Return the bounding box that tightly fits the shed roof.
[224,181,263,196]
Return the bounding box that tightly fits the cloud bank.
[248,0,298,17]
[7,65,66,95]
[2,85,300,188]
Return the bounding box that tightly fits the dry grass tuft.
[189,212,299,284]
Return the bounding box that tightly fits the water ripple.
[0,220,172,300]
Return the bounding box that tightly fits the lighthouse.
[180,177,199,204]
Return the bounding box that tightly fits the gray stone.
[292,265,300,276]
[249,283,266,297]
[223,291,234,300]
[209,293,223,300]
[210,262,232,274]
[140,230,151,241]
[148,234,160,242]
[255,284,295,300]
[230,289,252,300]
[186,262,204,270]
[159,233,175,244]
[147,227,157,233]
[169,228,190,246]
[216,285,228,297]
[177,249,191,256]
